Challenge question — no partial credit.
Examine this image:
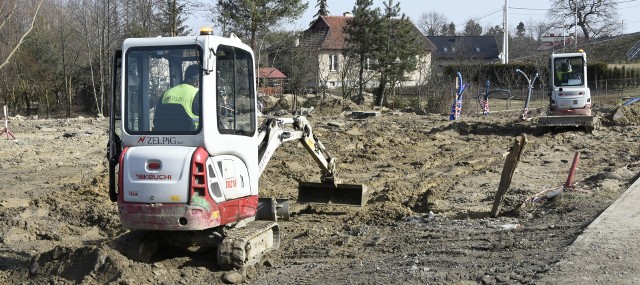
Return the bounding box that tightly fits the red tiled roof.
[303,15,436,52]
[257,67,287,79]
[317,16,349,50]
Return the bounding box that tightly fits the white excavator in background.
[538,50,600,130]
[106,28,365,269]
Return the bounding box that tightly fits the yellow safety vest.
[161,83,199,124]
[556,71,570,83]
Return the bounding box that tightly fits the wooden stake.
[491,135,527,218]
[1,105,16,140]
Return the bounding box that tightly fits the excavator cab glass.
[124,46,203,134]
[215,45,256,136]
[553,57,584,87]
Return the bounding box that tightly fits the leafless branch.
[0,0,45,71]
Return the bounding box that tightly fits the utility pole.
[502,0,509,64]
[574,2,577,47]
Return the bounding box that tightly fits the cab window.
[216,45,256,136]
[554,57,584,87]
[124,46,202,134]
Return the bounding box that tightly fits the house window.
[329,54,339,71]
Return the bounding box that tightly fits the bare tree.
[0,0,45,71]
[339,53,367,102]
[60,0,122,117]
[417,11,448,36]
[548,0,620,40]
[526,19,551,41]
[120,0,156,37]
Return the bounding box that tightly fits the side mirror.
[205,47,215,75]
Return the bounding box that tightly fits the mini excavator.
[106,28,365,269]
[538,50,600,130]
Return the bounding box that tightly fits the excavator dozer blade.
[298,182,367,206]
[538,115,601,131]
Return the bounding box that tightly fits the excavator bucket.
[297,182,367,206]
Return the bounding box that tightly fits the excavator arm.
[256,116,365,205]
[258,116,336,183]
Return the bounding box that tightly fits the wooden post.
[1,105,16,140]
[491,135,527,218]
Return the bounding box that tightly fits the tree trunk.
[376,76,387,107]
[358,54,365,105]
[66,77,73,118]
[45,90,50,119]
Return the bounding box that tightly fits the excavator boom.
[257,116,366,206]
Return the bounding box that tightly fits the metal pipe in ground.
[564,152,581,190]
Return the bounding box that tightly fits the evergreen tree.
[373,0,422,106]
[516,22,525,37]
[313,0,329,18]
[215,0,308,51]
[463,19,482,36]
[485,25,503,37]
[156,0,189,37]
[444,22,456,36]
[343,0,381,104]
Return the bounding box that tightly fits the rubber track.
[217,220,279,269]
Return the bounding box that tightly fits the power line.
[452,7,501,28]
[615,0,637,4]
[510,12,547,16]
[474,8,502,21]
[620,3,640,8]
[509,6,548,11]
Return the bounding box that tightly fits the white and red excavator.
[538,50,600,130]
[106,28,365,269]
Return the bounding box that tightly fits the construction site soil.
[0,95,639,285]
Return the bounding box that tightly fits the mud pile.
[259,93,368,117]
[612,100,640,125]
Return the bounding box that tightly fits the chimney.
[343,12,353,17]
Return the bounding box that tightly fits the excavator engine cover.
[298,182,367,206]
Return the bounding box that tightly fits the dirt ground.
[0,96,639,285]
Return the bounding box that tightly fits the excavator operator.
[157,64,201,129]
[555,61,572,85]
